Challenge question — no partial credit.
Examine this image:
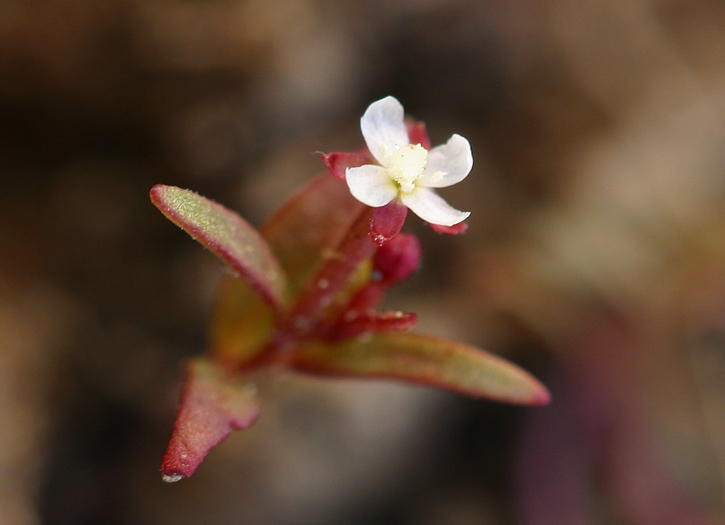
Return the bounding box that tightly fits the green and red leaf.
[150,185,287,312]
[161,358,260,482]
[290,332,550,406]
[208,274,276,366]
[332,311,417,340]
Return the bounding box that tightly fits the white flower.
[345,96,473,227]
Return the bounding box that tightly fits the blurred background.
[2,0,725,523]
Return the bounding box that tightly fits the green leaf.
[209,174,367,363]
[208,273,275,365]
[161,358,259,482]
[290,332,550,406]
[150,184,287,312]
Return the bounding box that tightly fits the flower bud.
[372,232,421,285]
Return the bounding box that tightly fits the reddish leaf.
[150,185,287,312]
[209,175,371,362]
[290,332,550,405]
[289,206,376,324]
[261,174,367,297]
[161,358,259,482]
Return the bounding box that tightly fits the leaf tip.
[149,184,169,207]
[161,472,185,483]
[529,383,552,406]
[160,358,260,482]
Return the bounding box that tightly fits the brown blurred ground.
[2,1,725,524]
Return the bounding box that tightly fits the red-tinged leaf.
[370,200,408,245]
[261,174,367,297]
[332,310,417,339]
[290,332,551,406]
[150,185,287,312]
[210,175,369,363]
[289,206,376,324]
[321,151,374,181]
[208,273,275,366]
[430,221,468,235]
[161,358,259,482]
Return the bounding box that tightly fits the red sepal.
[370,200,408,245]
[430,221,469,235]
[406,120,431,149]
[321,151,374,181]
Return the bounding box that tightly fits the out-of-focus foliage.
[2,0,725,524]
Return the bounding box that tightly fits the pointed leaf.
[150,185,287,312]
[161,358,259,482]
[289,206,377,324]
[290,332,550,405]
[210,175,367,362]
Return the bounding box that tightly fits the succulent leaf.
[260,174,366,297]
[290,332,550,406]
[150,185,287,312]
[161,358,259,482]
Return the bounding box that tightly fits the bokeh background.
[3,0,725,523]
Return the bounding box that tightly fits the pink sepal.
[321,151,374,181]
[370,200,408,245]
[430,221,468,235]
[406,120,431,149]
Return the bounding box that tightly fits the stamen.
[386,143,428,194]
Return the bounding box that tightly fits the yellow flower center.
[384,143,428,194]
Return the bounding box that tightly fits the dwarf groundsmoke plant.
[152,96,549,482]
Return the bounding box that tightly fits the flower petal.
[346,164,398,207]
[420,134,473,188]
[400,187,470,226]
[360,96,410,165]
